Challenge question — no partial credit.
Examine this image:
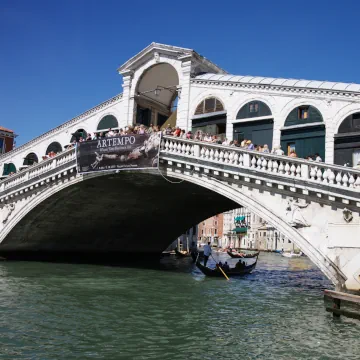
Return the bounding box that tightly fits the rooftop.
[0,126,14,133]
[194,73,360,93]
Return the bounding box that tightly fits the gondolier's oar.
[211,254,229,281]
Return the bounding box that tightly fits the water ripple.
[0,254,359,359]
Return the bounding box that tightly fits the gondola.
[196,257,258,277]
[227,250,260,259]
[175,248,191,258]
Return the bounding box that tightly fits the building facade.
[221,207,299,252]
[198,214,223,245]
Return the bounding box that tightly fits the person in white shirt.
[315,153,322,162]
[273,146,284,156]
[203,241,212,267]
[107,128,115,137]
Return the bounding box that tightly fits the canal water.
[0,253,359,359]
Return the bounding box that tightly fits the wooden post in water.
[333,298,341,318]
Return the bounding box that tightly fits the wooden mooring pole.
[324,289,360,320]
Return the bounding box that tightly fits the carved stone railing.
[160,136,360,193]
[2,135,360,199]
[0,148,76,193]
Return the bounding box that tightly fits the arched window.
[284,105,323,127]
[233,101,273,149]
[281,105,325,160]
[194,97,224,115]
[46,142,62,155]
[236,101,272,119]
[97,115,119,131]
[23,153,38,166]
[335,112,360,166]
[70,129,87,143]
[2,163,16,176]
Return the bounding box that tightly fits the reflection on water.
[0,253,359,359]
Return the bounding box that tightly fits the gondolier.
[203,241,212,267]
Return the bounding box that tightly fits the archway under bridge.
[0,170,345,288]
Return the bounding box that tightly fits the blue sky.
[1,0,360,146]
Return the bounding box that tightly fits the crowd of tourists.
[9,121,360,178]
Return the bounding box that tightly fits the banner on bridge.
[76,133,161,174]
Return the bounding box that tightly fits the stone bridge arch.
[0,167,345,288]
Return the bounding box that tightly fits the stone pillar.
[176,60,192,131]
[226,122,233,141]
[325,127,335,164]
[119,71,134,128]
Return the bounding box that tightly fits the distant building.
[0,127,16,154]
[198,214,223,246]
[222,207,299,252]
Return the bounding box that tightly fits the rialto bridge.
[1,43,360,292]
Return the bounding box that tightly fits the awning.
[232,227,247,233]
[234,216,245,222]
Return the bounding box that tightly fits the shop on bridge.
[334,112,360,167]
[233,101,273,148]
[280,105,325,160]
[192,97,227,140]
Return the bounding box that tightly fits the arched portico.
[133,63,180,128]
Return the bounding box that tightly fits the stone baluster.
[209,148,214,161]
[267,159,273,172]
[200,146,206,158]
[169,141,174,153]
[349,174,355,188]
[284,162,290,175]
[224,151,229,163]
[233,152,239,165]
[295,165,301,178]
[229,151,234,164]
[322,168,329,184]
[256,157,262,169]
[278,162,284,174]
[181,143,186,154]
[336,172,342,186]
[261,158,267,171]
[328,170,335,185]
[355,175,360,188]
[238,154,243,166]
[214,149,219,162]
[251,156,257,168]
[290,164,296,177]
[219,150,224,163]
[342,173,349,187]
[205,148,210,159]
[272,160,278,173]
[177,142,182,153]
[316,168,323,182]
[310,166,316,181]
[186,144,191,155]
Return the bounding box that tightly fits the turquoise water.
[0,253,359,359]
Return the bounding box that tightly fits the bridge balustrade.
[1,136,360,196]
[0,148,76,192]
[160,136,360,192]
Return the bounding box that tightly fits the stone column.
[119,71,134,127]
[226,122,233,141]
[176,59,192,131]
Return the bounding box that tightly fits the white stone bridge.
[0,136,360,292]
